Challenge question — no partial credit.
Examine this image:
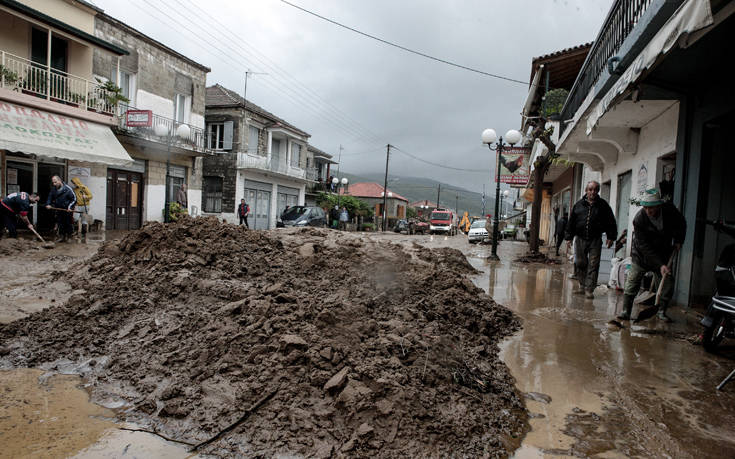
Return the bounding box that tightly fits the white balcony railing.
[117,103,209,154]
[237,152,309,180]
[0,51,116,115]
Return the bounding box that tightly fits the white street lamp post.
[481,128,521,260]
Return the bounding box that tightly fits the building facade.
[342,182,409,220]
[0,0,132,231]
[552,0,735,307]
[202,84,315,229]
[93,12,210,229]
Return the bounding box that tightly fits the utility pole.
[243,69,268,103]
[455,195,459,217]
[382,144,391,231]
[482,184,486,216]
[436,183,441,208]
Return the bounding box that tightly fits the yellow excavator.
[459,211,471,234]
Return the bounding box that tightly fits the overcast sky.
[94,0,611,195]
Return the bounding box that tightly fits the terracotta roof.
[206,84,309,138]
[340,182,408,202]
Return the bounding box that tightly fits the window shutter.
[223,121,234,150]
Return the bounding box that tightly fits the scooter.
[700,219,735,353]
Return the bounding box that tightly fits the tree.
[406,206,417,219]
[526,118,558,254]
[315,192,372,218]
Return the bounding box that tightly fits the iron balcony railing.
[0,51,117,115]
[117,103,209,153]
[559,0,655,128]
[237,152,317,181]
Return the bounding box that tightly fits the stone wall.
[202,152,237,213]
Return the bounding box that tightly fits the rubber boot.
[657,303,672,323]
[617,294,634,320]
[573,280,585,295]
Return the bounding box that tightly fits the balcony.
[559,0,685,133]
[0,51,117,116]
[116,104,209,154]
[237,152,314,181]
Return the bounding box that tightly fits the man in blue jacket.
[45,175,76,242]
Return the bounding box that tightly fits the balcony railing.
[237,152,311,180]
[0,51,116,115]
[560,0,655,128]
[117,103,209,153]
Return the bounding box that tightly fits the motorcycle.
[701,219,735,353]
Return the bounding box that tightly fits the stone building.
[202,84,315,229]
[93,12,211,229]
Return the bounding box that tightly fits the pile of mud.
[515,253,561,265]
[0,237,40,255]
[0,217,526,457]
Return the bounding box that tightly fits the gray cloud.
[95,0,610,194]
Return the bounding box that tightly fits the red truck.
[429,208,456,235]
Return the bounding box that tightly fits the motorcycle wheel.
[702,310,727,353]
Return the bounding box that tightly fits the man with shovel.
[1,191,40,238]
[617,189,686,322]
[45,175,76,243]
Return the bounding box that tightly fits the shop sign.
[126,110,153,127]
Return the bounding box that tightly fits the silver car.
[467,219,489,243]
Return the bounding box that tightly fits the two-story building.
[202,84,315,229]
[552,0,734,307]
[0,0,133,231]
[304,145,337,206]
[93,12,210,229]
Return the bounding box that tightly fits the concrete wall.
[0,11,30,57]
[596,103,679,255]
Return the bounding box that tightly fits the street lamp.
[481,128,522,260]
[155,122,190,223]
[332,176,349,207]
[380,191,392,231]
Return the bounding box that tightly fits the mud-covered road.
[1,226,734,458]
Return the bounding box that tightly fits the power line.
[280,0,528,85]
[391,146,490,173]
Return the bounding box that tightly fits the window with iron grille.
[203,176,223,213]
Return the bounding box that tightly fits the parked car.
[410,221,429,235]
[468,219,489,243]
[277,206,327,227]
[501,224,518,240]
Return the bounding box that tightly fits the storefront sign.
[498,147,531,186]
[69,166,91,178]
[126,110,153,127]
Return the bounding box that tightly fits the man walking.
[238,199,250,228]
[339,206,349,230]
[176,183,188,210]
[1,191,40,238]
[616,189,686,322]
[45,175,76,243]
[555,209,568,256]
[565,181,617,299]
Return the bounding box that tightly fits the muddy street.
[1,225,734,458]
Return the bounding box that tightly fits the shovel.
[29,226,55,249]
[634,249,678,323]
[633,275,657,306]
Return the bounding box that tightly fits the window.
[203,176,223,213]
[167,165,186,207]
[290,143,301,167]
[208,123,225,150]
[248,125,260,153]
[174,94,186,123]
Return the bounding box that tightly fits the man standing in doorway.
[46,176,76,243]
[555,209,568,256]
[565,181,617,299]
[238,199,250,228]
[1,191,40,238]
[616,189,686,322]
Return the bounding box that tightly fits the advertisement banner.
[498,147,531,186]
[126,110,153,127]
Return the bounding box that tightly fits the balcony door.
[31,28,68,72]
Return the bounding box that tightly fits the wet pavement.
[466,240,735,458]
[1,230,734,457]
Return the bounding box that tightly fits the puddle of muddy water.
[0,368,194,459]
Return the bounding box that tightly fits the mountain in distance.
[338,171,495,217]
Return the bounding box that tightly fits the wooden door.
[106,169,143,230]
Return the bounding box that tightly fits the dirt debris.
[0,217,527,457]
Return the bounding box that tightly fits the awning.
[585,0,713,134]
[520,64,543,133]
[0,101,133,166]
[313,154,338,164]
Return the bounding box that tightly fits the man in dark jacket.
[555,210,568,256]
[45,175,76,242]
[565,181,617,299]
[1,191,39,238]
[617,189,686,322]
